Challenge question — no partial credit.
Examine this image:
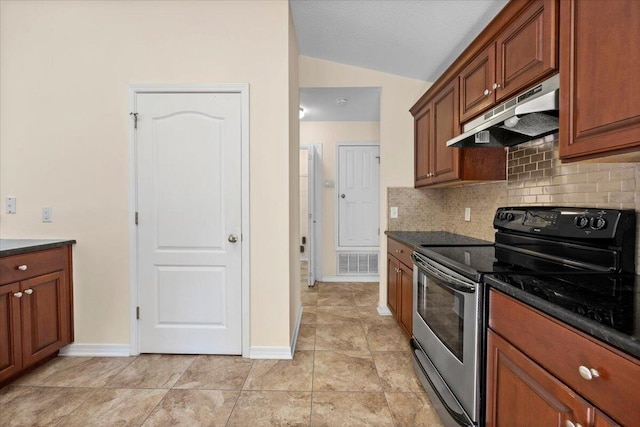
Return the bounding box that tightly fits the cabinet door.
[387,256,400,317]
[559,0,640,160]
[495,0,558,102]
[595,411,621,427]
[486,330,593,427]
[414,103,432,187]
[460,44,495,123]
[0,283,22,383]
[431,79,461,184]
[398,262,413,338]
[20,271,70,368]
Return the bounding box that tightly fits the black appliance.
[410,206,636,427]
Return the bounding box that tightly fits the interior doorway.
[300,144,322,287]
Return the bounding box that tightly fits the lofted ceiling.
[292,0,508,121]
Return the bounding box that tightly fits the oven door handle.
[411,253,476,293]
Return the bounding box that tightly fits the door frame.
[127,84,250,357]
[334,142,380,251]
[300,143,323,285]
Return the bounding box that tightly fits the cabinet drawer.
[387,238,413,268]
[0,248,65,285]
[489,290,640,426]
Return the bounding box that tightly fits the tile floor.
[0,262,444,426]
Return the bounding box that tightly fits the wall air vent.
[337,252,379,275]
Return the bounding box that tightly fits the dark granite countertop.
[385,231,493,249]
[485,274,640,360]
[0,239,76,257]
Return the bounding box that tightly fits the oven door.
[411,252,481,425]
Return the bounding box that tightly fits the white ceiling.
[292,0,508,121]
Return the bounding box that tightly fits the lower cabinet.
[487,289,639,426]
[387,238,413,338]
[0,246,74,384]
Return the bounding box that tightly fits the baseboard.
[321,275,379,283]
[377,305,393,316]
[248,346,294,360]
[59,343,131,357]
[289,304,303,356]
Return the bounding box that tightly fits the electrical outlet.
[42,207,53,223]
[464,207,471,222]
[5,197,16,214]
[390,207,398,219]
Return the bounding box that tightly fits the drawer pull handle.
[14,292,23,298]
[578,365,600,380]
[565,421,583,427]
[24,289,33,295]
[17,265,28,271]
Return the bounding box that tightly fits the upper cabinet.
[460,0,558,123]
[559,0,640,161]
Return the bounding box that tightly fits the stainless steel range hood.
[447,74,559,148]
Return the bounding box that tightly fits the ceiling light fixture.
[299,107,305,119]
[336,98,348,106]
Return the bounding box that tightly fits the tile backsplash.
[388,134,640,267]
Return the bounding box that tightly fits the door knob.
[228,234,238,243]
[340,194,346,198]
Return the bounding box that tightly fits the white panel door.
[136,92,242,354]
[337,145,380,247]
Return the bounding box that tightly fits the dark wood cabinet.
[387,238,413,337]
[412,78,506,187]
[486,329,592,427]
[0,246,74,385]
[488,290,640,426]
[559,0,640,161]
[460,0,558,123]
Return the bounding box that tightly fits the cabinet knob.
[484,89,491,96]
[578,365,600,380]
[24,288,33,295]
[565,421,583,427]
[17,265,28,271]
[493,83,501,90]
[13,292,23,298]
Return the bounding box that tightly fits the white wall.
[0,1,296,350]
[300,121,380,277]
[300,56,429,309]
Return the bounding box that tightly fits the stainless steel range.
[410,206,636,427]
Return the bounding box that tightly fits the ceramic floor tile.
[243,351,313,391]
[353,290,379,306]
[311,391,394,426]
[174,355,253,390]
[356,306,396,324]
[301,291,319,306]
[142,389,239,427]
[315,322,368,351]
[106,354,196,389]
[55,388,166,427]
[296,324,316,350]
[373,352,424,392]
[364,321,411,351]
[316,306,361,324]
[317,290,355,306]
[385,392,445,427]
[0,385,31,405]
[37,357,135,388]
[320,282,366,293]
[313,351,382,392]
[301,305,317,324]
[11,356,93,386]
[226,391,312,427]
[0,386,94,427]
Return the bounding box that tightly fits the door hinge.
[130,112,138,129]
[136,306,140,319]
[375,156,380,164]
[135,212,138,225]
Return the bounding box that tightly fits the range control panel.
[494,207,635,240]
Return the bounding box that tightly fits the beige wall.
[0,0,296,349]
[299,121,380,277]
[299,56,429,308]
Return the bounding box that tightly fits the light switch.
[42,207,53,223]
[464,207,471,222]
[5,197,16,214]
[324,180,335,188]
[390,207,398,219]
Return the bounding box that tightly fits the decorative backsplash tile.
[388,134,640,268]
